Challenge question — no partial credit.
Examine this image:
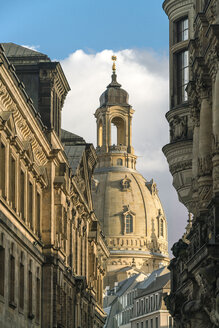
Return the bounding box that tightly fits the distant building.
[0,43,109,328]
[131,272,173,328]
[92,58,169,287]
[103,267,170,328]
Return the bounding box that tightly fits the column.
[198,88,212,211]
[212,69,219,192]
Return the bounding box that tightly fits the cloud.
[21,45,40,51]
[60,49,188,254]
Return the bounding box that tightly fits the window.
[28,270,33,318]
[98,120,103,147]
[0,247,5,296]
[141,299,144,314]
[36,277,40,322]
[10,156,16,209]
[160,219,164,237]
[177,17,188,42]
[156,317,158,328]
[177,50,189,104]
[137,301,139,315]
[20,170,25,219]
[146,321,148,328]
[126,214,133,234]
[146,298,149,313]
[19,263,24,309]
[9,255,15,306]
[111,117,125,145]
[117,158,123,166]
[36,192,41,236]
[141,322,143,328]
[155,294,159,309]
[28,182,33,229]
[0,143,5,198]
[151,318,153,328]
[151,295,154,311]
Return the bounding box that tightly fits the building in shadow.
[162,0,219,326]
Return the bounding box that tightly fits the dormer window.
[177,17,188,42]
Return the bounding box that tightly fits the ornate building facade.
[92,59,169,287]
[162,0,219,327]
[0,43,109,328]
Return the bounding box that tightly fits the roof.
[99,71,130,108]
[116,273,141,297]
[136,267,167,290]
[1,43,50,62]
[61,129,85,144]
[138,272,170,297]
[61,129,86,174]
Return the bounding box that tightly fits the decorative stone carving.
[198,155,212,176]
[146,179,158,195]
[91,177,99,193]
[170,115,187,142]
[120,175,131,191]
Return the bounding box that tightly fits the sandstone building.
[92,59,169,287]
[0,43,109,328]
[162,0,219,327]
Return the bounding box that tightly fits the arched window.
[126,214,133,234]
[160,219,164,237]
[117,158,123,166]
[98,120,103,147]
[111,117,125,145]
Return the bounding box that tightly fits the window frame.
[176,17,189,43]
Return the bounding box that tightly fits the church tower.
[92,57,169,286]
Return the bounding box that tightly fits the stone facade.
[0,43,109,328]
[92,62,169,287]
[163,0,219,327]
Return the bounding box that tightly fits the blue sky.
[2,0,168,59]
[2,1,188,251]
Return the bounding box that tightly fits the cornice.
[163,0,193,20]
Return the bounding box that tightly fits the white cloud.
[22,45,40,51]
[61,49,188,254]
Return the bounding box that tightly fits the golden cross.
[112,55,117,71]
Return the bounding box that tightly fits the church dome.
[99,72,129,107]
[92,57,169,282]
[92,167,169,273]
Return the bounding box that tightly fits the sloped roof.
[138,272,170,297]
[136,267,167,290]
[61,129,85,144]
[1,43,50,61]
[116,273,141,297]
[61,129,86,174]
